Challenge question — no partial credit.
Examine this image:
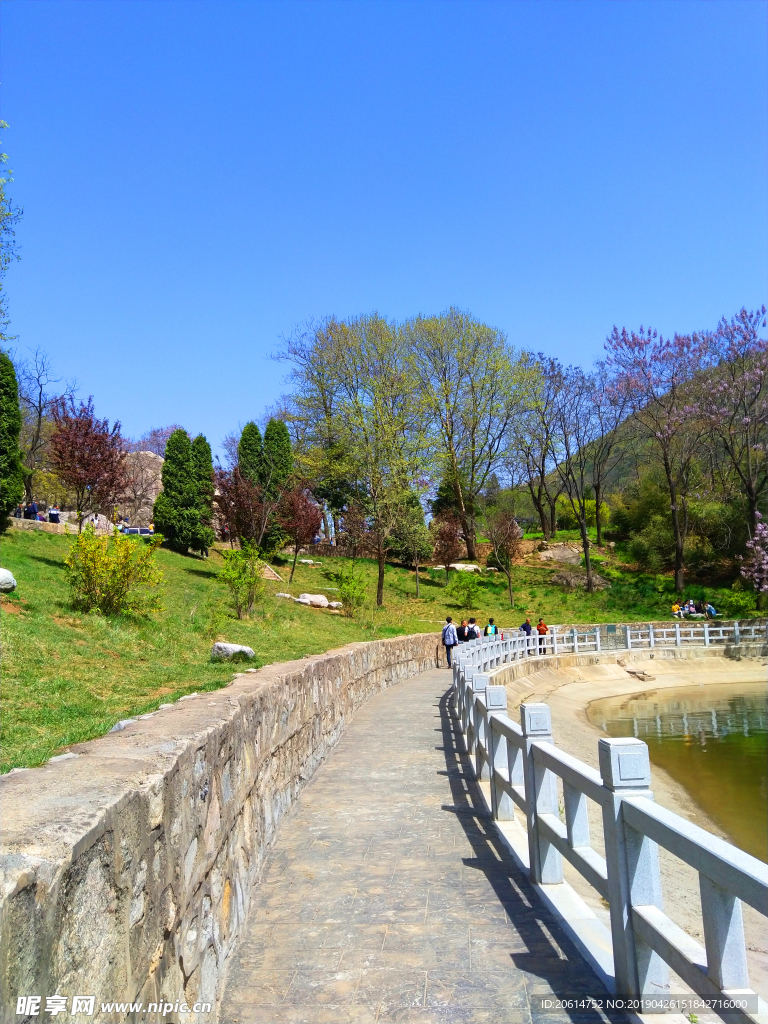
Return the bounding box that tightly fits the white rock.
[211,642,256,659]
[296,593,329,608]
[109,718,137,733]
[275,592,293,599]
[298,559,315,564]
[328,601,343,610]
[449,563,482,573]
[0,568,17,592]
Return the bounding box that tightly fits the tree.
[125,424,184,457]
[0,121,22,345]
[237,422,263,486]
[279,485,322,581]
[49,397,127,530]
[512,355,566,541]
[701,307,768,537]
[217,543,265,619]
[152,428,214,554]
[389,492,432,598]
[431,512,463,578]
[338,498,368,561]
[407,308,537,558]
[260,418,294,551]
[482,498,523,607]
[15,349,76,502]
[213,466,262,546]
[606,327,708,592]
[0,350,24,528]
[741,512,768,595]
[64,526,163,615]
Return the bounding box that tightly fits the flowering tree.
[605,327,709,592]
[741,512,768,594]
[700,306,768,537]
[279,485,322,581]
[50,397,127,530]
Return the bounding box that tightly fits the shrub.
[64,526,163,615]
[447,570,482,609]
[333,563,368,617]
[217,543,265,619]
[716,583,757,619]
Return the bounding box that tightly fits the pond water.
[586,681,768,862]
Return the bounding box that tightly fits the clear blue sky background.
[2,0,766,455]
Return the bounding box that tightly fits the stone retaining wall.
[0,635,439,1023]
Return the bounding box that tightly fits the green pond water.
[586,681,768,862]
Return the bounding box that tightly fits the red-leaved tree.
[213,467,263,547]
[49,397,127,530]
[279,485,322,581]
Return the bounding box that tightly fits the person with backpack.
[442,616,459,667]
[467,618,481,639]
[484,618,498,637]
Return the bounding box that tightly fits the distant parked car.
[123,527,154,536]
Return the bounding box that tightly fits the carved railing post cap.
[598,736,651,790]
[520,702,552,736]
[473,673,490,691]
[485,685,507,710]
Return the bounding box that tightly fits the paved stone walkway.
[219,668,620,1024]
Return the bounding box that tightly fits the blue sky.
[2,0,766,456]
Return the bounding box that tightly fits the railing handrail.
[451,630,768,1019]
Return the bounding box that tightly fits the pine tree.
[153,429,211,554]
[260,419,293,551]
[238,422,263,486]
[0,351,24,529]
[261,419,293,494]
[190,434,215,554]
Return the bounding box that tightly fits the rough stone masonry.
[0,635,439,1024]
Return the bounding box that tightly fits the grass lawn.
[0,528,752,772]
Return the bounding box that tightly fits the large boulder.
[211,642,256,660]
[296,593,329,608]
[0,568,17,593]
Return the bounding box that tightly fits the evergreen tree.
[190,434,215,554]
[261,419,293,496]
[260,418,293,551]
[153,428,213,554]
[0,350,24,529]
[237,422,263,486]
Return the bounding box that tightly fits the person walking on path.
[441,616,458,667]
[484,618,498,636]
[536,617,549,652]
[467,618,481,639]
[456,619,469,643]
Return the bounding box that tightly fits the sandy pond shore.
[501,653,768,1005]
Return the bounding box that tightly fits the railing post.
[552,629,558,656]
[473,674,490,779]
[599,737,668,998]
[486,686,513,820]
[594,627,601,653]
[649,623,655,649]
[733,620,741,644]
[704,623,710,647]
[699,876,749,991]
[675,622,681,647]
[624,625,632,650]
[520,703,563,885]
[572,627,579,654]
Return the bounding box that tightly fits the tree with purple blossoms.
[741,512,768,595]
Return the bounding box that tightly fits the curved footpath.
[219,667,626,1024]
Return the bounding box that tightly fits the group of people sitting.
[440,615,551,666]
[13,501,61,523]
[671,598,717,619]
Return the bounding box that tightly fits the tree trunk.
[527,483,550,540]
[332,514,340,545]
[664,464,686,593]
[415,552,420,598]
[377,538,385,606]
[321,509,330,543]
[594,482,604,548]
[549,499,558,540]
[290,543,299,582]
[506,571,514,608]
[580,518,594,593]
[450,469,477,560]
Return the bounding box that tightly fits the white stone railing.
[478,619,766,657]
[452,629,768,1021]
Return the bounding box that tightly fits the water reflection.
[586,682,768,862]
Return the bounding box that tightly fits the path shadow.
[24,554,65,571]
[436,687,627,1024]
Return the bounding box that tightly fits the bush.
[716,584,757,619]
[447,570,482,609]
[217,543,265,619]
[333,563,369,617]
[64,526,163,615]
